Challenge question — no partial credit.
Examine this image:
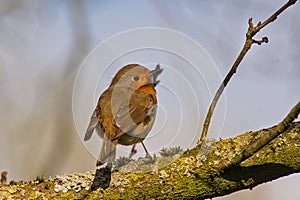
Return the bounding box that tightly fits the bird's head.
[111,64,163,94]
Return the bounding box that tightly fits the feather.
[84,110,102,141]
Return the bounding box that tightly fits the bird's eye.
[133,76,140,81]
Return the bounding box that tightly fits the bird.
[84,64,163,166]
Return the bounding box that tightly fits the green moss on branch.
[1,122,300,199]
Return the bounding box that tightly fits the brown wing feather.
[84,109,103,141]
[112,90,156,140]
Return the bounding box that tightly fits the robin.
[84,64,163,166]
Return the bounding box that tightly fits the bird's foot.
[129,148,137,158]
[145,152,151,159]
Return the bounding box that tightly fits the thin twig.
[200,0,298,140]
[254,0,297,34]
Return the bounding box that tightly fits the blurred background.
[0,1,299,199]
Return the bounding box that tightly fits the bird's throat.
[137,84,156,95]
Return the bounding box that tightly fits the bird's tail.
[96,134,116,166]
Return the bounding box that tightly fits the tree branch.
[200,0,298,140]
[207,101,300,170]
[253,0,297,33]
[1,111,299,199]
[242,101,300,160]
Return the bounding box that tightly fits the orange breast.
[137,85,156,95]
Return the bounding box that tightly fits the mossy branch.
[242,101,300,160]
[200,0,298,140]
[1,120,300,199]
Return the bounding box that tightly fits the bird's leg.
[129,144,137,158]
[141,141,151,158]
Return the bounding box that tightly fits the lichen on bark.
[1,122,299,199]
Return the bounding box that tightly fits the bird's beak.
[149,64,163,86]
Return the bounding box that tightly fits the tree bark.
[1,121,299,199]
